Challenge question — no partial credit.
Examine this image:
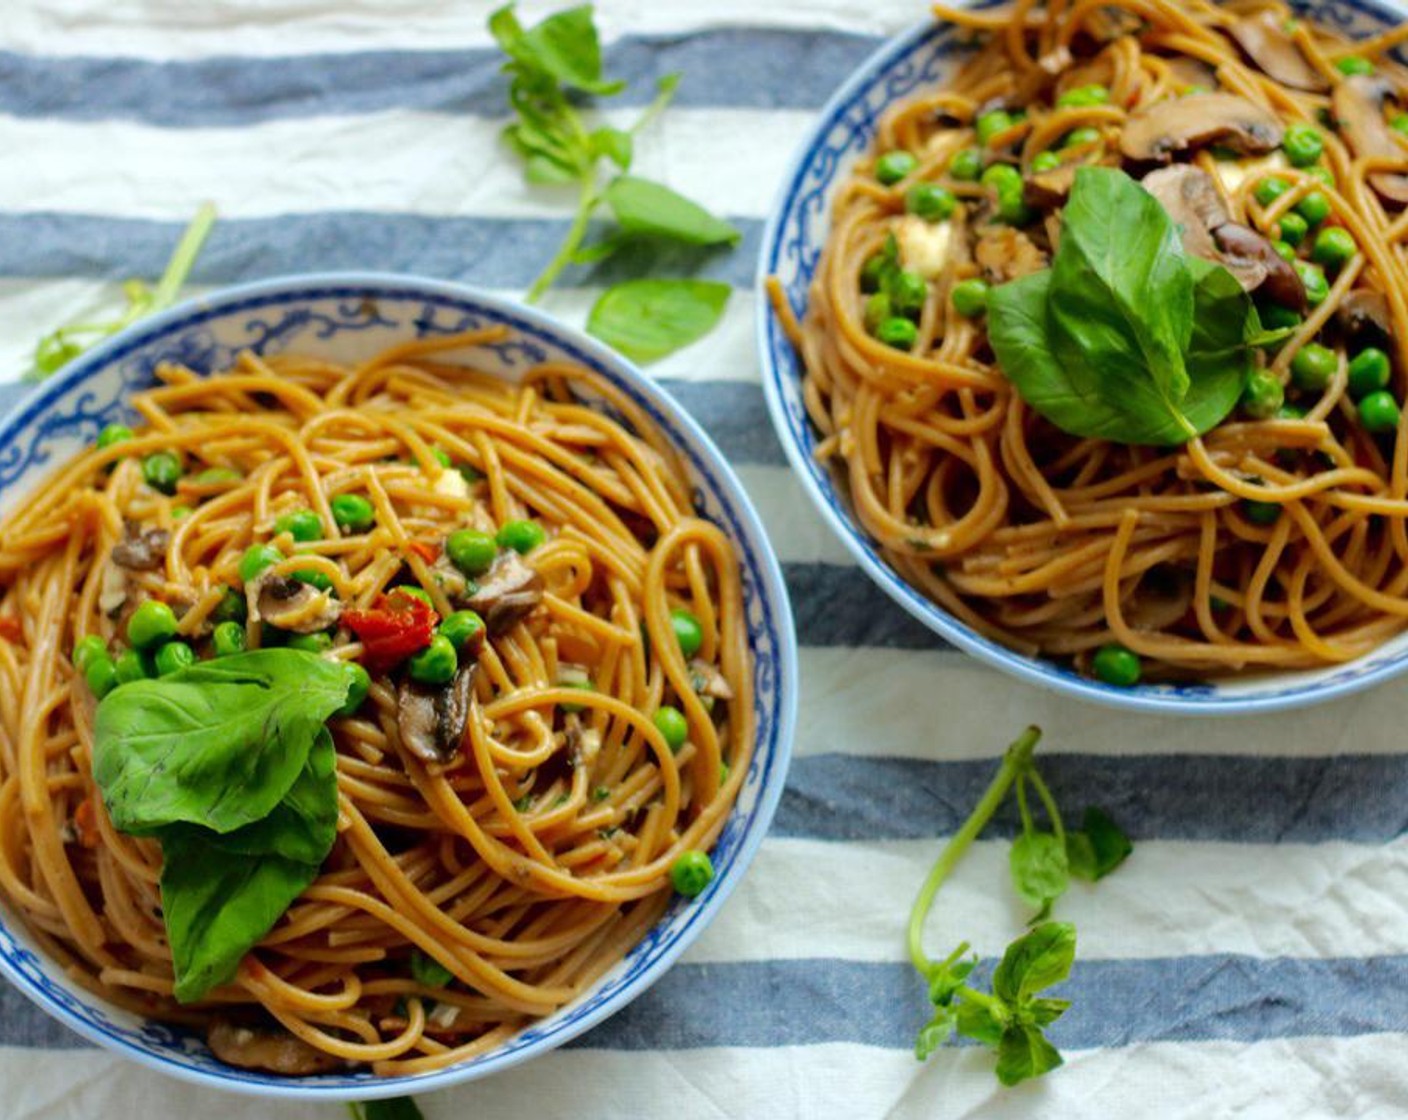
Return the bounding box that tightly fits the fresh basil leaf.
[1076,806,1133,881]
[1179,255,1258,428]
[926,955,976,1006]
[410,949,455,989]
[1065,829,1098,882]
[93,650,351,836]
[587,278,730,363]
[490,4,624,96]
[602,176,739,247]
[1024,997,1071,1027]
[953,997,1006,1047]
[591,126,633,170]
[161,832,322,1002]
[1047,166,1194,421]
[991,921,1076,1004]
[915,1005,956,1059]
[1009,830,1069,913]
[570,234,629,265]
[995,1023,1064,1086]
[362,1099,426,1120]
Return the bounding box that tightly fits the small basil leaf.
[991,921,1076,1003]
[602,176,740,247]
[995,1023,1064,1086]
[926,954,976,1007]
[1009,830,1070,913]
[363,1098,426,1120]
[587,278,730,363]
[1065,830,1098,882]
[590,126,634,170]
[1024,996,1071,1027]
[490,4,624,96]
[915,1005,956,1060]
[953,997,1006,1047]
[1079,806,1133,880]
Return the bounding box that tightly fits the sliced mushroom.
[563,712,602,767]
[1212,223,1307,310]
[1120,93,1284,163]
[1164,55,1218,93]
[466,552,544,634]
[99,565,131,618]
[397,663,477,764]
[1336,289,1392,346]
[1024,162,1078,209]
[1140,165,1305,308]
[248,572,342,633]
[1225,11,1328,93]
[1333,75,1408,206]
[974,226,1049,285]
[208,1019,342,1076]
[1013,45,1074,106]
[688,658,735,702]
[111,522,169,571]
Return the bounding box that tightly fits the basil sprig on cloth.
[988,167,1284,445]
[93,650,352,1002]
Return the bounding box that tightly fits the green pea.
[875,150,919,185]
[1308,165,1336,188]
[446,528,498,575]
[1282,122,1324,167]
[982,163,1031,225]
[1241,370,1284,419]
[863,291,892,332]
[1030,151,1062,173]
[285,631,333,654]
[438,610,485,652]
[875,317,918,350]
[670,608,704,658]
[1260,304,1303,332]
[72,634,108,674]
[653,705,689,752]
[1243,498,1282,525]
[1277,211,1309,247]
[1182,84,1212,96]
[890,271,929,319]
[1272,240,1296,262]
[210,586,247,625]
[1359,390,1401,433]
[1336,56,1375,76]
[905,183,957,221]
[948,148,983,181]
[239,543,284,583]
[211,621,247,658]
[1060,126,1102,149]
[559,679,594,713]
[154,640,196,676]
[1295,191,1331,227]
[952,278,990,318]
[408,634,457,685]
[114,648,155,685]
[431,447,452,468]
[292,568,334,593]
[980,163,1022,193]
[85,653,118,699]
[1277,403,1307,421]
[669,850,714,897]
[1091,643,1141,687]
[1293,262,1330,307]
[975,110,1014,146]
[127,599,177,650]
[336,661,372,717]
[1310,226,1355,271]
[1056,83,1108,108]
[1348,347,1392,400]
[193,467,241,486]
[859,252,889,293]
[96,424,134,451]
[330,493,376,533]
[141,452,182,496]
[1394,114,1408,138]
[274,509,324,543]
[398,586,434,609]
[1290,343,1337,391]
[1254,177,1291,207]
[171,505,193,520]
[496,519,546,555]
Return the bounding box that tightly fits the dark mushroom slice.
[1164,55,1219,93]
[688,658,735,702]
[1333,75,1408,206]
[974,226,1049,285]
[466,551,544,634]
[1120,93,1284,163]
[1225,10,1328,93]
[1336,289,1392,347]
[397,663,477,764]
[207,1018,342,1076]
[1024,162,1078,209]
[1212,223,1307,311]
[111,522,169,571]
[248,572,343,633]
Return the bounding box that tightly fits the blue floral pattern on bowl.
[756,0,1408,716]
[0,274,798,1101]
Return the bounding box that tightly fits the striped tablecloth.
[4,2,1408,1117]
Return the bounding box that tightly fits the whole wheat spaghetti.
[771,0,1408,679]
[0,329,752,1075]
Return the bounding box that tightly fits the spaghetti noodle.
[0,329,752,1075]
[772,0,1408,679]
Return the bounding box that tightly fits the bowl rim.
[0,270,799,1100]
[754,2,1408,717]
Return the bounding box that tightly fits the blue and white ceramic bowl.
[758,0,1408,716]
[0,274,798,1100]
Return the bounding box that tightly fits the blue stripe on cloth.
[4,953,1407,1050]
[0,30,880,126]
[0,213,759,290]
[776,753,1408,843]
